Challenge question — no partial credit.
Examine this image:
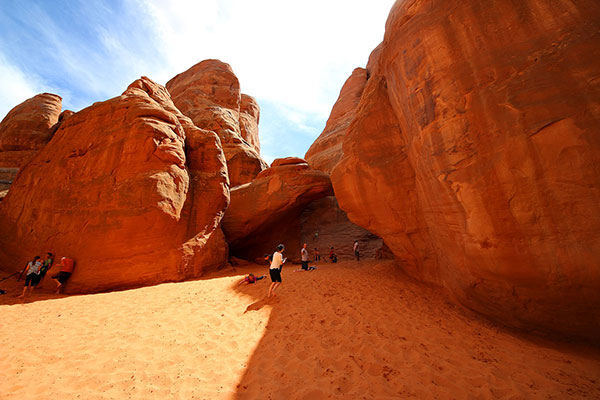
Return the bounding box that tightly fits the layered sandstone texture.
[300,196,383,260]
[166,60,267,187]
[331,0,600,339]
[305,68,367,173]
[0,77,229,293]
[222,157,333,261]
[0,93,63,193]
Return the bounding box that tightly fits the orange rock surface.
[331,0,600,339]
[305,68,367,173]
[222,157,333,261]
[0,93,63,193]
[166,60,267,187]
[0,77,229,293]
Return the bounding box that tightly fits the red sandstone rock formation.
[0,77,229,293]
[239,94,261,153]
[330,0,600,339]
[222,157,333,261]
[166,60,267,186]
[0,93,63,193]
[305,68,367,173]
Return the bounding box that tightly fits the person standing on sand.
[51,257,75,294]
[268,244,286,297]
[300,243,309,271]
[353,240,360,261]
[314,248,320,262]
[18,256,43,298]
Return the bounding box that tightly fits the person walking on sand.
[18,256,43,298]
[51,256,75,294]
[37,252,54,288]
[268,244,286,297]
[353,240,360,261]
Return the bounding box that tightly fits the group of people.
[18,253,75,298]
[240,240,362,298]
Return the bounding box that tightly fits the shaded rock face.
[166,60,267,186]
[0,77,229,293]
[222,158,333,261]
[331,0,600,339]
[305,68,367,173]
[0,93,63,193]
[300,196,383,260]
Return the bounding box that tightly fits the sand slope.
[1,260,599,399]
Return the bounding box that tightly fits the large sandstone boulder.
[166,60,267,186]
[330,0,600,339]
[222,157,333,261]
[305,68,367,173]
[0,93,63,193]
[0,77,229,293]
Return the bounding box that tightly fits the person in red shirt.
[51,257,75,294]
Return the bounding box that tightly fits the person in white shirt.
[268,244,286,297]
[354,240,360,261]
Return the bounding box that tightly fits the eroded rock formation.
[0,93,63,194]
[305,68,367,173]
[222,157,333,261]
[330,0,600,339]
[166,60,267,186]
[0,77,229,293]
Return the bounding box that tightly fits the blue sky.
[0,0,395,163]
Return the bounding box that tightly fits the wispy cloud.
[0,0,394,159]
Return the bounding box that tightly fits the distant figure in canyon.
[51,257,75,294]
[314,248,320,262]
[18,256,42,298]
[353,241,360,261]
[329,247,337,263]
[267,244,286,298]
[301,243,309,271]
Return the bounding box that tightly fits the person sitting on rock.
[18,256,43,298]
[51,257,75,294]
[238,273,266,285]
[329,247,337,263]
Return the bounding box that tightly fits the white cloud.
[137,0,395,116]
[0,54,48,119]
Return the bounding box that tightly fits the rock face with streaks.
[0,77,229,293]
[166,60,267,187]
[305,68,367,173]
[330,0,600,339]
[222,157,333,261]
[0,93,63,194]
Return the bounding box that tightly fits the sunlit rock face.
[0,93,64,195]
[222,157,333,261]
[0,77,229,293]
[330,0,600,339]
[166,59,267,187]
[305,68,367,174]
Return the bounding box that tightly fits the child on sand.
[18,256,43,298]
[238,273,266,285]
[268,244,286,297]
[329,247,337,263]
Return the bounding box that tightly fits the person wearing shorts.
[18,256,42,298]
[300,243,309,270]
[52,257,75,294]
[268,244,286,297]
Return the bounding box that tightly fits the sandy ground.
[0,260,599,399]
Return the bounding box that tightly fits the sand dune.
[1,260,599,399]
